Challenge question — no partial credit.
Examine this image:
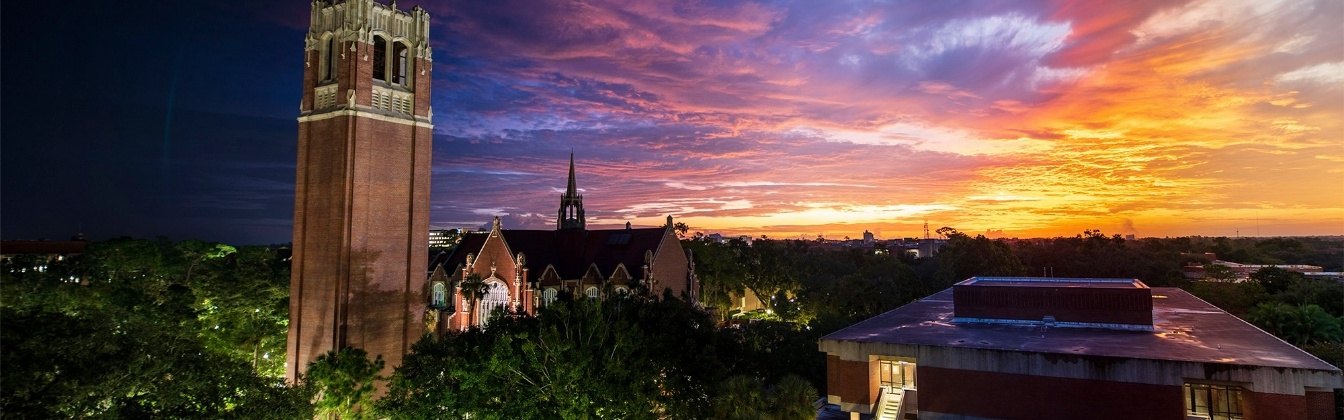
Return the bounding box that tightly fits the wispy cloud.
[422,0,1344,238]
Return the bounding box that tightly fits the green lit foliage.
[306,347,385,420]
[381,296,821,419]
[737,240,808,317]
[381,300,665,419]
[0,238,310,418]
[193,245,292,377]
[711,374,817,420]
[681,239,748,321]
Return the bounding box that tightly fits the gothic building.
[286,0,432,382]
[425,156,698,331]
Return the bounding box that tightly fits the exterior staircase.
[876,388,904,420]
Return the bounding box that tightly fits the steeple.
[566,151,578,197]
[558,152,586,230]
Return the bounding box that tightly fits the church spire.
[566,151,578,197]
[558,152,586,230]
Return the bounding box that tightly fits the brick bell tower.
[287,0,432,382]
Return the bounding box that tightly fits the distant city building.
[862,230,875,244]
[820,277,1341,420]
[425,155,698,331]
[1,235,91,281]
[1182,253,1325,281]
[429,229,461,248]
[0,235,90,263]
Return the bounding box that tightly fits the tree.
[306,347,385,420]
[682,239,747,319]
[934,231,1025,284]
[711,374,817,420]
[1246,303,1344,346]
[193,245,292,376]
[0,238,311,418]
[1203,263,1238,282]
[458,273,489,327]
[381,299,669,419]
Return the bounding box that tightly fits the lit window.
[614,286,629,296]
[372,35,387,81]
[392,42,409,85]
[432,282,446,307]
[543,288,557,307]
[585,286,599,301]
[1185,383,1243,420]
[480,281,508,326]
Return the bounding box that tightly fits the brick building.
[424,155,698,331]
[286,0,433,382]
[819,277,1342,420]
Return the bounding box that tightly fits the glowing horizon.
[422,0,1343,239]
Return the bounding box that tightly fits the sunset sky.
[3,0,1341,244]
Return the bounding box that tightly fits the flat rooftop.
[821,287,1339,372]
[957,277,1147,289]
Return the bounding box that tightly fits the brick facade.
[439,221,696,330]
[287,0,432,382]
[826,355,874,409]
[917,366,1184,420]
[650,226,693,299]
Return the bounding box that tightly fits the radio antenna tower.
[924,220,930,240]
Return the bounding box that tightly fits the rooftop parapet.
[952,277,1153,330]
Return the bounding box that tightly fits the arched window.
[543,288,558,307]
[321,36,331,82]
[372,35,387,81]
[432,282,446,307]
[585,286,600,301]
[614,286,629,296]
[315,36,334,82]
[392,42,409,85]
[480,281,508,325]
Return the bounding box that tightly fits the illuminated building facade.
[424,157,697,331]
[286,0,433,382]
[820,277,1341,420]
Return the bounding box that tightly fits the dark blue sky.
[3,1,310,244]
[4,1,1340,244]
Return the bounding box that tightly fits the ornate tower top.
[306,0,431,57]
[558,152,586,230]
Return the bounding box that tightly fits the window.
[480,281,508,326]
[324,36,337,81]
[392,42,409,85]
[543,288,558,307]
[1185,383,1243,420]
[372,35,387,81]
[879,360,917,390]
[432,282,446,307]
[585,286,600,301]
[614,286,629,296]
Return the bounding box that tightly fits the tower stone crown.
[300,0,433,122]
[305,0,431,59]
